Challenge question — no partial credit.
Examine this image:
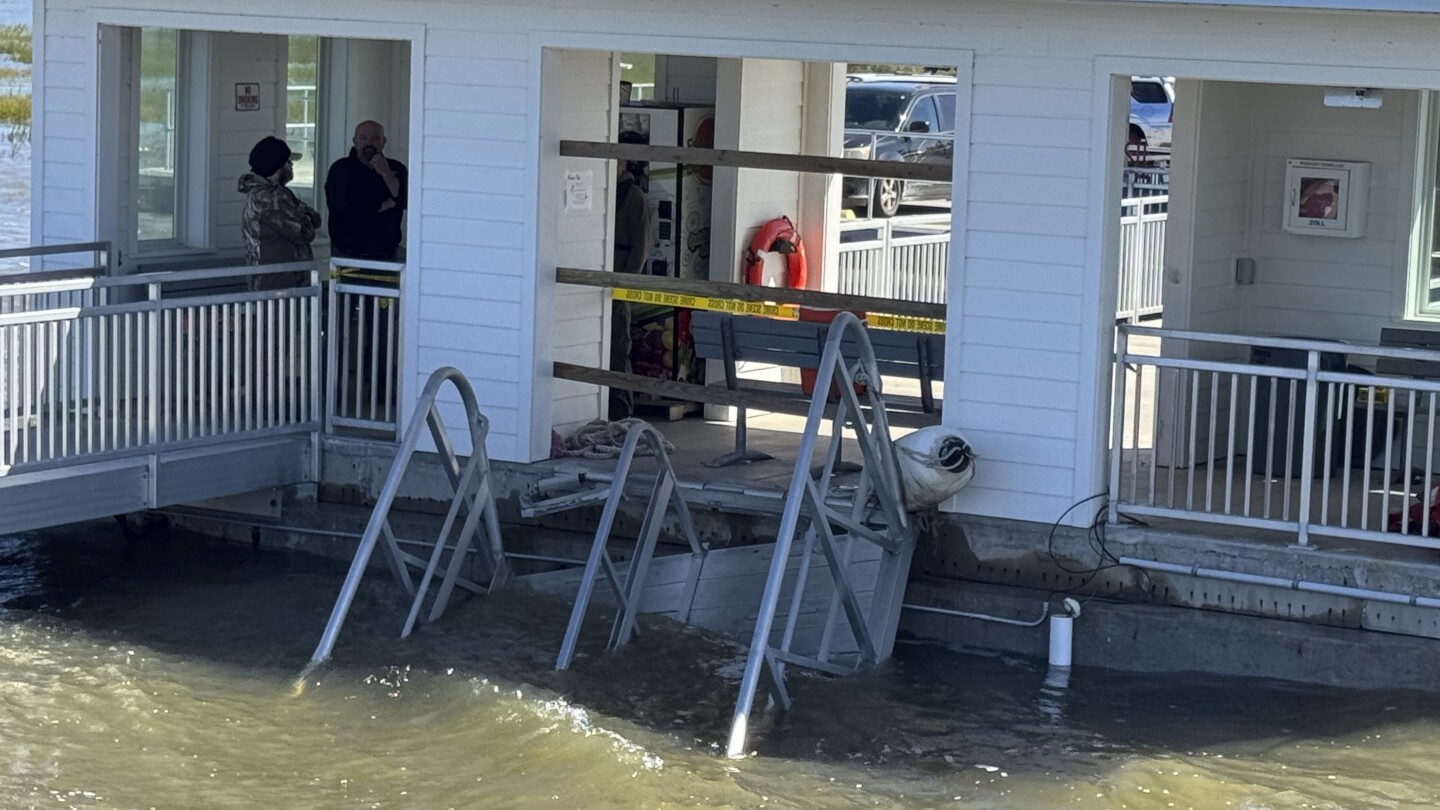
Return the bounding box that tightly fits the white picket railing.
[834,214,950,304]
[326,259,402,436]
[0,242,113,315]
[1117,195,1168,322]
[1111,325,1440,550]
[1,261,320,472]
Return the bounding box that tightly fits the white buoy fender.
[892,426,976,511]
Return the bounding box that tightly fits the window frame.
[1406,91,1440,322]
[133,28,212,256]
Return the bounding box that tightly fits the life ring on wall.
[743,215,808,289]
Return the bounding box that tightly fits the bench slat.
[691,311,944,379]
[1377,327,1440,378]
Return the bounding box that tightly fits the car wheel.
[873,178,902,218]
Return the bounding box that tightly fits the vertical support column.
[708,58,809,418]
[798,62,845,294]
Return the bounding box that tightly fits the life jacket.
[743,216,807,289]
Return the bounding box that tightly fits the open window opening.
[1107,77,1440,546]
[100,25,411,273]
[543,50,956,456]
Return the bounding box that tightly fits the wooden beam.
[555,362,805,413]
[560,139,953,184]
[555,267,947,320]
[553,362,940,428]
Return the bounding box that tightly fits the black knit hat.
[248,136,300,177]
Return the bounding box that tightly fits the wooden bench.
[1377,327,1440,379]
[689,310,943,466]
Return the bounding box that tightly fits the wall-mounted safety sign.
[235,83,261,112]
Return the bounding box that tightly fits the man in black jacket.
[325,121,408,260]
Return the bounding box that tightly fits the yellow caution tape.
[612,287,798,319]
[867,313,946,335]
[611,284,945,333]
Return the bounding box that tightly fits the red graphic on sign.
[235,83,261,112]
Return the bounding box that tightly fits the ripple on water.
[3,523,1440,808]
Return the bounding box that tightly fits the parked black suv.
[843,74,955,217]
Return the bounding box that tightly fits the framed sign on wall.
[1282,158,1370,238]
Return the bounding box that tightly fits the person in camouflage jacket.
[239,136,321,289]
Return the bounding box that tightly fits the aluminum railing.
[326,260,402,437]
[1111,325,1440,550]
[0,262,320,472]
[835,214,950,304]
[0,242,114,314]
[1116,195,1168,322]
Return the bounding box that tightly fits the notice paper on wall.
[565,170,592,212]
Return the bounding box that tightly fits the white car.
[1130,76,1174,150]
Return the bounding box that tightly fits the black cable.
[1043,492,1154,601]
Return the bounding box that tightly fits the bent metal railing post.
[554,422,704,670]
[309,366,507,667]
[724,312,914,759]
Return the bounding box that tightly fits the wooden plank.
[559,139,952,184]
[552,362,941,426]
[554,361,807,413]
[556,266,947,320]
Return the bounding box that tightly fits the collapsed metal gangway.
[722,312,915,757]
[306,317,919,758]
[308,366,509,667]
[545,422,706,670]
[523,314,919,758]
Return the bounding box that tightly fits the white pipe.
[901,602,1050,628]
[1119,556,1440,610]
[1048,615,1074,668]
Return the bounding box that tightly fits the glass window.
[286,36,320,204]
[844,87,912,130]
[934,93,955,133]
[1409,96,1440,318]
[137,27,178,242]
[1131,79,1169,104]
[906,96,940,134]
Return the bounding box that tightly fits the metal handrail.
[307,366,506,666]
[725,312,912,758]
[554,421,704,670]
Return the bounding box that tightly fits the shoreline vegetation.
[0,23,31,147]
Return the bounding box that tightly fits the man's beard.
[361,146,378,161]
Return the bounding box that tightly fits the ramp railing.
[309,366,508,666]
[0,242,113,314]
[552,422,706,670]
[1,261,319,473]
[725,312,915,758]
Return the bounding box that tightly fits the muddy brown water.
[3,523,1440,809]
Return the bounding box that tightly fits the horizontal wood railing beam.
[559,139,953,184]
[555,362,802,413]
[552,362,940,428]
[555,267,947,320]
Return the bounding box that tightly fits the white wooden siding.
[35,0,1440,524]
[535,48,615,444]
[212,33,286,253]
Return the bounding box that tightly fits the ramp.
[0,252,322,536]
[0,435,312,535]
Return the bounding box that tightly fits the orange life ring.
[743,215,808,289]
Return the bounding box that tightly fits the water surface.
[3,523,1440,809]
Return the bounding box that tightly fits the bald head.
[353,121,386,163]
